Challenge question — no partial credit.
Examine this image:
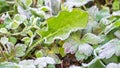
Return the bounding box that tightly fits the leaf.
[9,37,17,45]
[64,0,92,10]
[25,0,32,7]
[82,33,102,45]
[0,36,8,45]
[75,51,87,61]
[106,63,118,68]
[0,62,19,68]
[112,0,120,11]
[37,9,88,44]
[96,7,110,21]
[99,39,120,59]
[19,60,35,68]
[0,28,8,34]
[78,43,93,56]
[35,50,43,58]
[88,60,105,68]
[15,44,27,57]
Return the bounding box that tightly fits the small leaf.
[0,62,19,68]
[106,63,118,68]
[13,14,27,24]
[9,37,17,45]
[78,43,93,56]
[19,60,35,68]
[75,51,87,61]
[25,0,32,7]
[15,44,27,57]
[0,36,8,45]
[0,28,8,34]
[35,50,43,58]
[88,60,105,68]
[99,39,120,59]
[82,33,102,45]
[37,8,88,44]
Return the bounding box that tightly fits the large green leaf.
[37,9,88,44]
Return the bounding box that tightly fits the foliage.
[0,0,120,68]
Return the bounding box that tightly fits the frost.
[0,36,8,45]
[34,56,56,68]
[69,65,82,68]
[19,60,35,68]
[99,39,120,59]
[106,63,119,68]
[78,43,93,56]
[64,0,92,10]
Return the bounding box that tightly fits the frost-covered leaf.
[15,44,27,57]
[34,56,56,68]
[114,30,120,39]
[13,14,27,24]
[96,7,110,21]
[19,60,35,68]
[17,6,30,18]
[78,43,93,56]
[0,62,19,68]
[63,40,79,54]
[99,39,120,59]
[50,0,61,15]
[0,36,8,45]
[64,0,92,10]
[0,28,8,34]
[106,63,118,68]
[69,65,82,68]
[75,51,87,61]
[82,33,102,44]
[37,9,88,44]
[104,23,116,35]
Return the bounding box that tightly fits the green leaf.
[59,47,66,57]
[82,33,102,45]
[37,9,88,44]
[13,14,27,24]
[88,60,105,68]
[112,0,120,11]
[25,0,32,7]
[75,51,87,61]
[0,62,19,68]
[15,44,27,57]
[35,50,43,58]
[9,37,17,45]
[22,37,30,45]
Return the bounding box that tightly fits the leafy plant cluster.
[0,0,120,68]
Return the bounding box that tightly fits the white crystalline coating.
[63,39,78,54]
[64,0,92,10]
[34,56,55,68]
[69,65,82,68]
[112,11,120,16]
[106,63,118,68]
[88,6,98,18]
[78,44,93,56]
[99,39,120,59]
[82,33,102,44]
[114,30,120,39]
[0,36,8,45]
[19,60,35,68]
[45,56,56,64]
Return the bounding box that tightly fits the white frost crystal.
[78,43,93,56]
[19,60,35,68]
